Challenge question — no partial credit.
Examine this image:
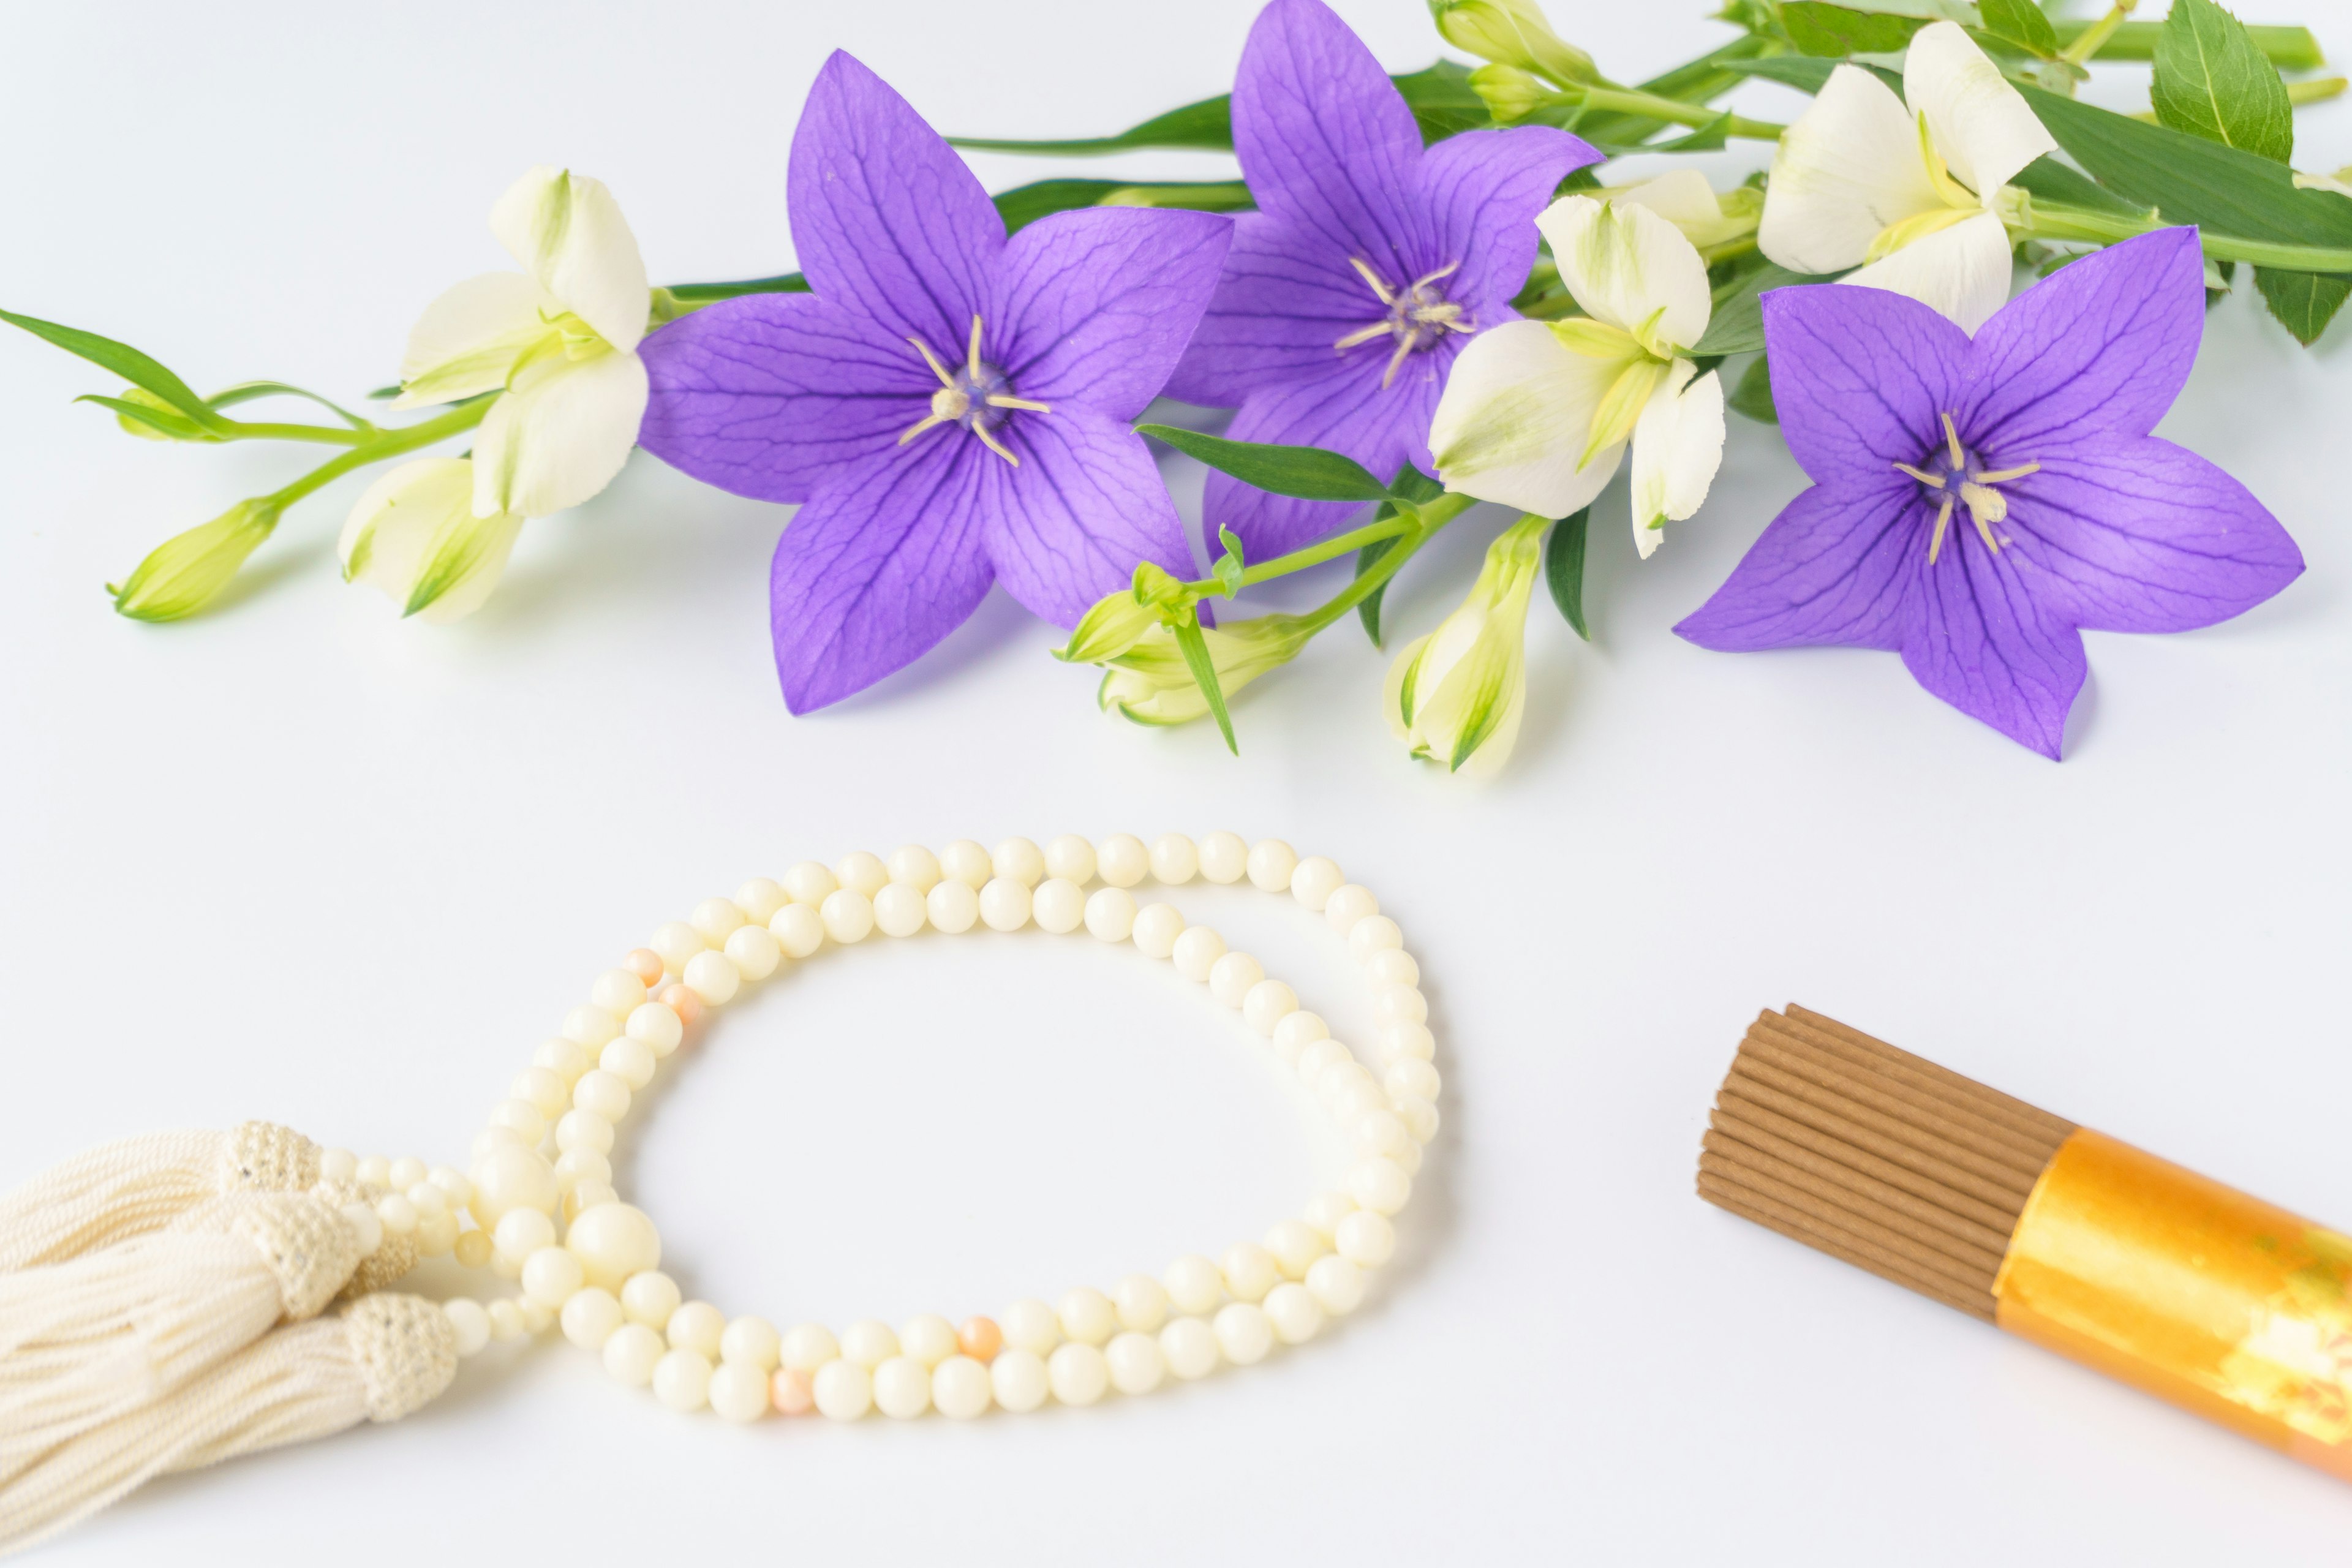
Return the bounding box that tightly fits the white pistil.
[1336,258,1473,388]
[1895,412,2040,563]
[896,314,1044,466]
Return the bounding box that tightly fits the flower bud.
[1384,513,1547,776]
[108,497,282,621]
[1429,0,1597,88]
[1468,64,1566,126]
[1098,615,1312,726]
[1059,561,1194,664]
[110,385,200,442]
[339,457,524,622]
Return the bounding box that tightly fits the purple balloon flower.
[636,53,1233,713]
[1675,228,2302,758]
[1162,0,1597,559]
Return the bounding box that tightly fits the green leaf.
[1171,614,1238,755]
[1779,3,1933,56]
[1975,0,2059,58]
[2252,268,2352,343]
[2009,154,2152,219]
[1543,508,1591,641]
[0,309,227,432]
[951,66,1485,158]
[990,178,1254,234]
[2150,0,2294,165]
[1356,536,1401,647]
[75,392,214,442]
[1728,355,1779,424]
[1694,263,1815,356]
[1136,424,1392,502]
[1390,59,1494,141]
[204,379,372,429]
[1647,112,1733,153]
[2052,19,2321,69]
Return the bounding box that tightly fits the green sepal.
[1543,508,1591,641]
[1171,612,1238,755]
[1136,424,1393,502]
[77,391,214,442]
[2150,0,2295,165]
[1728,355,1779,425]
[1211,526,1247,598]
[1,309,228,434]
[1694,263,1815,356]
[2252,269,2352,344]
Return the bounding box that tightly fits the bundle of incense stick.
[1699,1006,2352,1482]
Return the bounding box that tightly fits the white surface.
[4,2,2350,1561]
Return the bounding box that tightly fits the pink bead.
[623,949,663,986]
[658,984,704,1030]
[771,1367,815,1415]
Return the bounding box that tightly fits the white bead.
[724,923,782,979]
[603,1323,664,1386]
[1148,834,1198,884]
[488,1100,545,1144]
[412,1211,454,1257]
[487,1298,527,1340]
[1297,1039,1351,1085]
[783,861,838,905]
[840,1320,899,1368]
[1114,1273,1169,1332]
[556,1109,615,1157]
[1303,1190,1357,1237]
[886,844,942,892]
[374,1194,418,1237]
[1047,1342,1109,1405]
[1324,887,1379,937]
[621,1270,682,1329]
[573,1070,631,1121]
[1160,1316,1219,1379]
[1196,831,1248,884]
[566,1002,626,1049]
[1213,1303,1274,1365]
[1347,914,1403,963]
[873,882,929,937]
[932,1354,992,1418]
[779,1323,839,1373]
[1306,1256,1366,1314]
[1031,877,1085,933]
[1385,1058,1441,1102]
[1095,834,1148,888]
[1058,1287,1117,1347]
[1242,980,1298,1036]
[318,1148,358,1183]
[813,1359,873,1420]
[1221,1243,1279,1303]
[1246,839,1297,892]
[769,902,825,959]
[667,1301,725,1357]
[990,1348,1049,1412]
[1131,903,1185,959]
[1335,1210,1396,1266]
[1349,1158,1412,1215]
[979,876,1031,931]
[682,944,734,1006]
[1367,948,1420,988]
[1043,834,1097,884]
[356,1155,392,1188]
[1374,984,1428,1025]
[561,1287,624,1349]
[820,888,875,943]
[468,1148,556,1231]
[834,851,889,898]
[1164,1254,1225,1316]
[445,1298,491,1357]
[939,839,992,890]
[1207,950,1262,1006]
[522,1245,585,1306]
[1289,856,1343,911]
[473,1128,526,1163]
[709,1360,772,1423]
[925,878,979,933]
[872,1355,932,1418]
[1397,1095,1441,1145]
[1170,925,1225,982]
[654,1348,712,1411]
[1271,1009,1329,1065]
[1084,887,1136,942]
[568,1204,662,1292]
[1000,1298,1060,1355]
[564,1182,618,1220]
[533,1041,590,1088]
[1264,1283,1325,1344]
[990,837,1046,888]
[720,1316,781,1370]
[691,898,747,944]
[1355,1109,1412,1159]
[494,1207,556,1264]
[386,1155,428,1189]
[511,1066,568,1119]
[429,1166,472,1205]
[734,878,789,922]
[1106,1331,1166,1394]
[405,1180,448,1216]
[650,922,706,975]
[452,1229,491,1269]
[899,1314,959,1368]
[625,1002,685,1055]
[602,1036,658,1090]
[1264,1220,1327,1280]
[1380,1019,1437,1061]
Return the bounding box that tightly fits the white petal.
[489,166,651,353]
[1627,361,1726,559]
[1429,320,1625,519]
[1610,169,1722,231]
[472,345,649,518]
[339,457,472,595]
[412,510,526,623]
[1758,64,1945,275]
[1904,21,2056,198]
[1839,209,2015,333]
[393,272,557,409]
[1538,195,1711,350]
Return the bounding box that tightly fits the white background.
[4,2,2349,1561]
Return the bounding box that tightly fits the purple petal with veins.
[978,407,1196,627]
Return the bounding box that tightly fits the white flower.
[1384,513,1547,777]
[339,458,524,622]
[1097,616,1311,725]
[1757,21,2056,333]
[1429,192,1725,558]
[1608,169,1762,255]
[396,167,651,519]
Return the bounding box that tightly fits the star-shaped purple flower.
[636,52,1232,712]
[1161,0,1597,559]
[1675,228,2302,758]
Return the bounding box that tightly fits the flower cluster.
[5,0,2338,766]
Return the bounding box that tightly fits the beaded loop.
[323,837,1441,1421]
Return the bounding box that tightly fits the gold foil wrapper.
[1995,1129,2352,1479]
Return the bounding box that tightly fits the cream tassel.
[0,1123,322,1272]
[0,1293,456,1556]
[0,1193,363,1483]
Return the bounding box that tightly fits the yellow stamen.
[909,336,955,388]
[971,420,1019,466]
[1410,260,1463,291]
[1333,321,1394,350]
[966,315,986,382]
[1961,482,2007,550]
[1893,461,1945,487]
[1349,257,1398,305]
[1973,461,2041,484]
[986,394,1052,413]
[1381,335,1417,388]
[1928,496,1956,564]
[898,412,951,446]
[1942,412,1964,469]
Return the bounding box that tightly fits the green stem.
[662,274,809,304]
[2050,20,2321,70]
[2290,77,2348,108]
[2027,202,2352,273]
[2058,1,2137,68]
[1577,86,1784,141]
[211,418,372,447]
[261,398,492,508]
[1295,494,1478,635]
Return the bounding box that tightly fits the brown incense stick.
[1697,1005,2076,1321]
